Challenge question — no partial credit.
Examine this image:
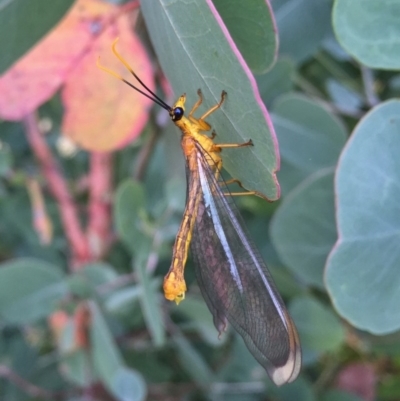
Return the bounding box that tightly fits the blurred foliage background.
[0,0,400,400]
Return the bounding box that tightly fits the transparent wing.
[187,143,301,386]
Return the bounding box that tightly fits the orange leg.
[188,89,204,118]
[199,90,227,120]
[223,178,256,196]
[214,139,253,150]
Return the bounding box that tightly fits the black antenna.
[97,38,172,112]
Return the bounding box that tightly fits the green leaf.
[0,258,67,324]
[173,331,213,387]
[162,124,186,208]
[256,58,295,107]
[110,367,147,401]
[105,286,142,313]
[80,262,119,288]
[379,374,400,400]
[273,0,333,64]
[323,390,363,401]
[174,296,222,346]
[1,331,38,382]
[268,264,305,299]
[326,100,400,334]
[114,180,146,253]
[90,301,122,378]
[272,93,347,195]
[141,0,280,200]
[0,143,13,177]
[290,296,345,363]
[105,278,160,314]
[218,334,263,382]
[270,169,336,288]
[0,0,74,74]
[333,0,400,70]
[326,79,363,116]
[134,241,166,347]
[369,332,400,356]
[271,376,315,401]
[90,301,147,401]
[69,262,118,298]
[61,351,93,387]
[165,177,186,214]
[213,0,277,74]
[208,387,264,401]
[322,35,352,62]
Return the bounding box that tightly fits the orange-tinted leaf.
[0,0,116,121]
[49,304,91,352]
[74,303,91,348]
[49,310,70,343]
[62,16,154,151]
[27,178,53,245]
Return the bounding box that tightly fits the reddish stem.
[87,152,112,259]
[23,112,91,269]
[0,365,61,400]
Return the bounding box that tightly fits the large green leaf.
[69,262,119,298]
[110,367,147,401]
[115,179,165,345]
[326,100,400,334]
[174,296,222,346]
[326,79,363,116]
[141,0,280,200]
[62,351,92,387]
[114,180,146,253]
[173,331,213,388]
[270,169,336,288]
[134,251,166,347]
[213,0,277,74]
[272,0,333,64]
[90,301,147,401]
[91,301,123,377]
[217,335,262,383]
[0,0,74,74]
[290,296,345,364]
[333,0,400,70]
[323,390,363,401]
[0,143,13,177]
[0,258,67,324]
[271,376,315,401]
[79,262,119,289]
[256,58,295,107]
[272,93,347,195]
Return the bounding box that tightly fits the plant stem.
[87,152,113,259]
[23,112,91,269]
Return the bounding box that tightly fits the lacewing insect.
[98,39,301,386]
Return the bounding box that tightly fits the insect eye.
[172,107,184,121]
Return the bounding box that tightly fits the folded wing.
[188,144,301,386]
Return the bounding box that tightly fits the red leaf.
[0,0,116,121]
[62,14,154,151]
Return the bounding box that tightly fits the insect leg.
[208,140,252,183]
[189,91,226,130]
[223,178,255,195]
[213,139,253,149]
[199,90,227,121]
[223,178,272,201]
[188,89,204,118]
